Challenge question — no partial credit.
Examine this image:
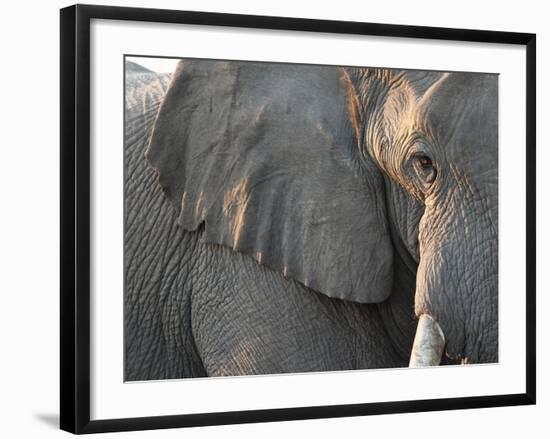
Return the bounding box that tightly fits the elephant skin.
[124,59,498,380]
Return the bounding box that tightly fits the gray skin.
[124,59,497,380]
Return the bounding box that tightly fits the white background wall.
[0,0,546,437]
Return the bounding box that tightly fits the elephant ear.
[147,60,393,303]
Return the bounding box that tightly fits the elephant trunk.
[409,314,446,367]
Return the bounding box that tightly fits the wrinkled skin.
[347,68,498,363]
[124,60,497,380]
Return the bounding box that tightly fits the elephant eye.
[412,152,437,185]
[417,154,432,169]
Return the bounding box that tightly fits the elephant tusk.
[409,314,446,368]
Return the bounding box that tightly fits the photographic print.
[124,56,498,382]
[60,6,536,432]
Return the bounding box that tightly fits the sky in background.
[127,56,180,74]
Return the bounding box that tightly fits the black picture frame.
[60,4,536,434]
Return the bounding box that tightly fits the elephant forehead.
[409,72,498,180]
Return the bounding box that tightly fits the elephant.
[124,58,498,381]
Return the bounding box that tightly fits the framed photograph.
[60,4,536,434]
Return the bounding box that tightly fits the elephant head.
[147,60,498,366]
